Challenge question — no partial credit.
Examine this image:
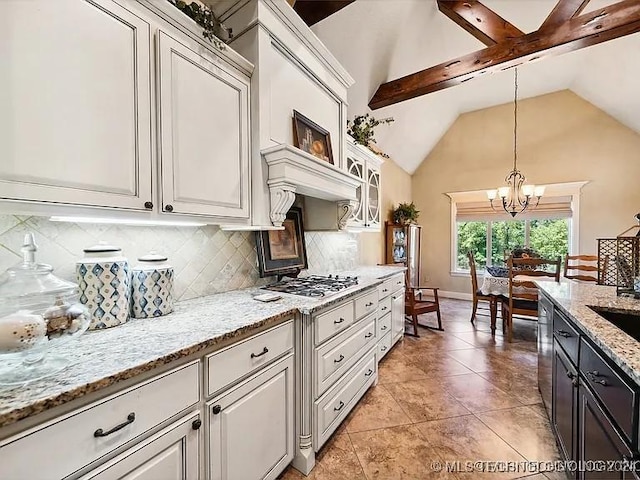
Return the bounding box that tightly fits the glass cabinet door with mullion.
[347,156,366,226]
[367,167,381,228]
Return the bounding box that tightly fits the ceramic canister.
[131,252,174,319]
[76,242,130,330]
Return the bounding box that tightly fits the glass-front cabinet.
[345,136,383,231]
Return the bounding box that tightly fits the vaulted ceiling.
[310,0,640,174]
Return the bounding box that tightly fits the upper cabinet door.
[346,156,365,226]
[157,30,250,219]
[0,0,153,210]
[366,166,381,228]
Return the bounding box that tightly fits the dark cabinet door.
[553,340,578,463]
[538,294,554,417]
[578,382,636,480]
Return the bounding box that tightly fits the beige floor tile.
[440,373,523,413]
[411,351,476,378]
[350,424,456,480]
[278,434,365,480]
[446,348,505,373]
[378,353,430,384]
[385,379,471,422]
[451,331,508,348]
[476,406,562,462]
[477,369,542,405]
[345,385,412,433]
[415,415,526,480]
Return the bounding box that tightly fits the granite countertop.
[0,265,405,430]
[537,281,640,384]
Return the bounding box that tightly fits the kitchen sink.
[588,306,640,341]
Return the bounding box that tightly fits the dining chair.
[467,251,497,332]
[404,285,442,336]
[501,256,561,339]
[564,254,599,282]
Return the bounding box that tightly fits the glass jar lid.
[0,233,77,303]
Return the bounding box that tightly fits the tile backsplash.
[0,215,359,302]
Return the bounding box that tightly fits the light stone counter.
[0,265,405,429]
[537,281,640,384]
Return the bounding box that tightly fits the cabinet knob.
[144,201,153,210]
[192,419,202,430]
[212,405,222,415]
[164,204,174,212]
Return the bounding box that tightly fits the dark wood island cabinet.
[538,286,640,480]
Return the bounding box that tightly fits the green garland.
[168,0,232,44]
[347,114,394,148]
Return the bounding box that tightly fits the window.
[456,218,570,271]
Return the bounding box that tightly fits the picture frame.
[292,110,334,165]
[255,206,309,277]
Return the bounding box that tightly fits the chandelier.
[486,68,544,217]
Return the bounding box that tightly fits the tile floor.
[279,299,565,480]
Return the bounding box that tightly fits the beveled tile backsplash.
[0,215,359,302]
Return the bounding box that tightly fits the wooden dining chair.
[564,254,599,282]
[502,256,561,338]
[404,285,442,336]
[467,251,497,332]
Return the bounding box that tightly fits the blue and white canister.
[76,243,130,330]
[131,252,174,319]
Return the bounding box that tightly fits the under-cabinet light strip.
[49,216,206,227]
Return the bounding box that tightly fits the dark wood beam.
[437,0,525,46]
[293,0,355,27]
[540,0,591,30]
[369,0,640,110]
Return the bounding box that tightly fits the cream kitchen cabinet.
[0,0,252,224]
[156,29,250,219]
[207,354,294,480]
[0,0,153,211]
[78,412,201,480]
[389,274,406,345]
[345,137,383,231]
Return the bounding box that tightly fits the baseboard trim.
[420,290,473,301]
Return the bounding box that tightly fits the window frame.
[447,182,587,276]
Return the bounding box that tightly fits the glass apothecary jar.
[0,234,90,385]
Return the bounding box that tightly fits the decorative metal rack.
[598,215,640,297]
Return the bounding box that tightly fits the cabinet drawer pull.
[555,329,571,338]
[392,296,397,300]
[250,347,269,359]
[587,371,609,386]
[334,401,345,412]
[381,325,388,331]
[365,302,374,307]
[94,413,135,438]
[397,281,402,285]
[381,306,388,311]
[334,317,345,325]
[381,346,387,351]
[566,370,578,387]
[334,354,345,364]
[365,332,373,339]
[365,369,374,377]
[382,288,388,293]
[212,405,222,415]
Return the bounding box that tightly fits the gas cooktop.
[262,274,359,298]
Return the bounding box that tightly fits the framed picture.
[255,206,308,277]
[292,110,334,165]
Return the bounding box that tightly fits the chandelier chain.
[513,68,518,172]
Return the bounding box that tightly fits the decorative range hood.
[262,144,360,228]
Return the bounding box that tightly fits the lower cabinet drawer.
[355,290,378,321]
[314,348,377,449]
[78,412,201,480]
[554,310,580,365]
[389,274,405,290]
[378,331,392,361]
[207,319,293,396]
[0,361,200,480]
[378,296,392,318]
[377,311,391,338]
[314,301,355,345]
[315,314,376,396]
[377,279,394,299]
[579,337,636,444]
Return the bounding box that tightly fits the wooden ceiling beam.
[437,0,525,46]
[293,0,355,27]
[540,0,591,30]
[369,0,640,110]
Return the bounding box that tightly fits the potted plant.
[392,202,420,225]
[347,114,394,157]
